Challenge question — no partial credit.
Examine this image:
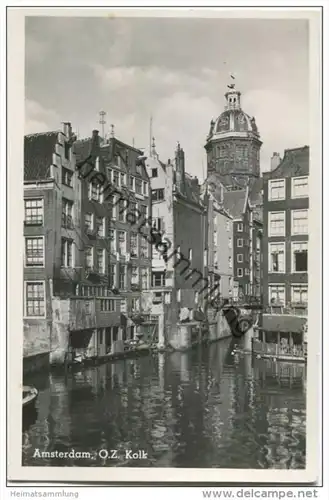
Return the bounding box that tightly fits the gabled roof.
[222,189,248,218]
[24,131,60,181]
[264,146,309,179]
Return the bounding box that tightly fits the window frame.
[268,211,286,237]
[291,209,308,236]
[291,241,308,273]
[24,236,45,268]
[24,198,44,226]
[268,178,286,201]
[291,176,308,199]
[268,241,286,274]
[24,280,46,318]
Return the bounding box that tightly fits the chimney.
[270,152,281,171]
[175,142,185,192]
[90,129,100,158]
[62,122,73,139]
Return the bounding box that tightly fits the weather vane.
[227,73,236,90]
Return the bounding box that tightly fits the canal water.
[22,338,306,469]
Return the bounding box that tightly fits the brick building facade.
[262,146,309,311]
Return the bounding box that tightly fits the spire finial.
[151,136,157,156]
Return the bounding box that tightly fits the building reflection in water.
[22,339,306,469]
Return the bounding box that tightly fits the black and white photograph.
[6,6,322,484]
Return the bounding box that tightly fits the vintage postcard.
[6,6,322,484]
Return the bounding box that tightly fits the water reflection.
[22,339,306,469]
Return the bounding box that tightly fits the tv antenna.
[99,110,106,139]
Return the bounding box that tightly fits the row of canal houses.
[23,121,309,373]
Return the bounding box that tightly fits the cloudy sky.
[25,15,309,178]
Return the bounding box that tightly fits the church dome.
[207,87,260,140]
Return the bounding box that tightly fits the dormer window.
[151,168,158,178]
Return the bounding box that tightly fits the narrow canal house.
[23,122,103,372]
[202,172,235,306]
[142,140,208,349]
[260,146,309,355]
[73,130,152,350]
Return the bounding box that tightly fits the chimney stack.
[90,130,100,158]
[270,152,281,171]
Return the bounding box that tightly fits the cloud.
[25,99,61,134]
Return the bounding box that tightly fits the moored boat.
[22,385,38,410]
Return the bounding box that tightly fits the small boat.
[22,385,38,410]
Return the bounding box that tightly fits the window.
[237,223,243,232]
[109,229,116,253]
[177,289,181,302]
[292,242,308,272]
[61,238,73,267]
[268,179,285,201]
[119,264,126,289]
[25,282,45,317]
[85,247,93,269]
[291,285,308,304]
[109,264,117,288]
[226,220,230,231]
[269,211,285,237]
[151,189,164,202]
[237,238,243,247]
[62,199,73,229]
[24,199,43,225]
[269,242,285,273]
[237,254,243,263]
[141,205,148,220]
[108,196,116,220]
[62,167,73,187]
[203,249,208,267]
[100,299,115,312]
[292,210,308,235]
[292,177,308,199]
[25,237,44,267]
[118,231,126,254]
[135,179,142,195]
[268,285,285,305]
[229,256,232,268]
[89,180,103,202]
[213,230,218,247]
[237,268,243,277]
[152,271,165,288]
[96,248,105,274]
[131,266,139,285]
[95,217,105,237]
[228,237,232,249]
[143,182,148,196]
[120,172,126,186]
[118,199,126,222]
[85,213,93,231]
[131,297,140,312]
[112,170,119,186]
[152,217,164,232]
[129,176,135,191]
[245,268,250,275]
[120,299,127,313]
[107,168,112,183]
[130,233,138,258]
[141,268,149,289]
[151,168,158,178]
[214,251,218,269]
[140,237,149,259]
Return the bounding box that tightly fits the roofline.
[268,145,309,175]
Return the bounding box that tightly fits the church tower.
[205,83,262,190]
